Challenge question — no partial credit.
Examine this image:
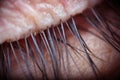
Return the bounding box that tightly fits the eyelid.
[0,0,101,44]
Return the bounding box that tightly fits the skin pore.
[0,0,120,80]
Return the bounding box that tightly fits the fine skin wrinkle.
[0,0,120,80]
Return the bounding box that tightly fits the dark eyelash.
[0,0,120,80]
[84,10,120,52]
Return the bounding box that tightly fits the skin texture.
[0,0,120,80]
[0,0,100,44]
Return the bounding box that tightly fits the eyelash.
[0,0,120,80]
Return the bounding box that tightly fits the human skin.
[0,0,120,80]
[0,0,101,44]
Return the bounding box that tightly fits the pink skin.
[0,0,100,44]
[0,0,120,79]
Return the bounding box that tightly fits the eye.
[0,0,120,80]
